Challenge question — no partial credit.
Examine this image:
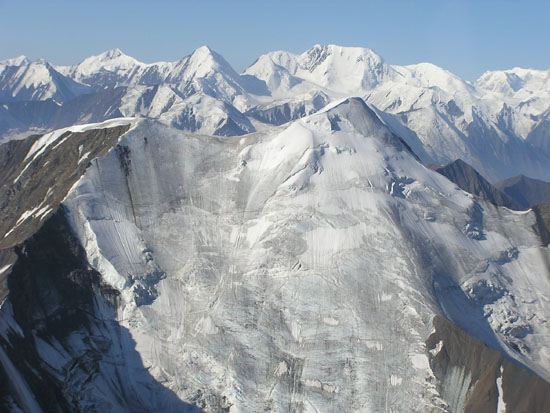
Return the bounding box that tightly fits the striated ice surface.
[63,98,550,411]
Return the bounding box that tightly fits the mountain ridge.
[2,44,550,183]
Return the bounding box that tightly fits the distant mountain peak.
[186,45,237,78]
[0,55,29,66]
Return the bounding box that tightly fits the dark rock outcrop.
[495,175,550,209]
[432,159,522,210]
[428,315,550,413]
[532,204,550,247]
[0,124,130,252]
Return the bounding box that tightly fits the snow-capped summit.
[181,45,239,79]
[0,59,91,103]
[3,44,550,183]
[57,46,249,105]
[0,55,29,67]
[104,47,125,59]
[58,48,144,87]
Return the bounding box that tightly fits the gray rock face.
[432,159,522,210]
[495,175,550,209]
[0,122,131,252]
[427,315,550,413]
[246,92,330,126]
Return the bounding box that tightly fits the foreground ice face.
[64,99,550,411]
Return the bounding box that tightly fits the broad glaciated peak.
[297,44,393,89]
[243,45,395,98]
[398,62,475,94]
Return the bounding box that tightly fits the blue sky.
[1,0,548,80]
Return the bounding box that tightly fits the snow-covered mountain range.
[2,45,550,410]
[2,45,550,182]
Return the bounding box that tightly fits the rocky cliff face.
[1,103,550,411]
[432,159,522,210]
[427,315,550,413]
[495,175,550,209]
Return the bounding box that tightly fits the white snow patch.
[364,340,384,351]
[410,353,430,370]
[322,316,339,326]
[15,208,39,225]
[78,151,91,165]
[429,340,444,358]
[496,365,507,413]
[0,265,12,277]
[390,375,403,386]
[274,361,288,377]
[303,379,340,394]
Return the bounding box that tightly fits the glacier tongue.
[63,98,550,411]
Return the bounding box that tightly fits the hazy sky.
[1,0,548,80]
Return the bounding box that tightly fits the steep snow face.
[64,99,550,411]
[0,60,91,103]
